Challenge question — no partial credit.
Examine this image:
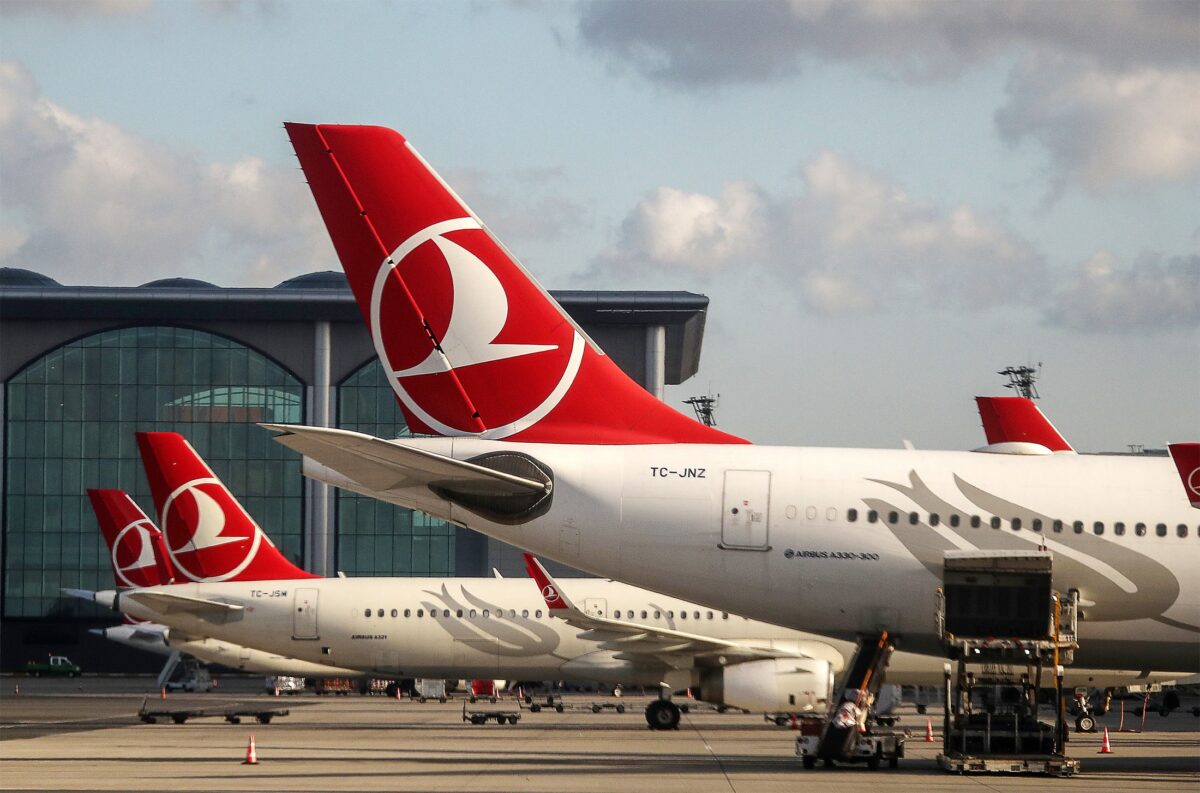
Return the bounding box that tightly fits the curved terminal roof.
[0,268,61,287]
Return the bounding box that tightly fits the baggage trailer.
[936,551,1080,777]
[137,697,290,725]
[462,702,521,725]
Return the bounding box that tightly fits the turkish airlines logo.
[160,477,261,582]
[540,584,560,604]
[369,218,584,438]
[111,518,163,589]
[1188,466,1200,498]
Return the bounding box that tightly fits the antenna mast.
[683,394,719,427]
[998,364,1042,400]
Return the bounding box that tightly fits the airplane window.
[1011,517,1021,531]
[949,515,960,528]
[431,609,438,618]
[377,609,385,618]
[909,512,919,525]
[469,609,477,618]
[694,611,701,619]
[417,609,424,617]
[1135,523,1147,536]
[404,609,411,618]
[990,517,1001,529]
[722,612,729,619]
[1156,523,1167,537]
[391,609,398,618]
[641,610,648,619]
[443,610,450,618]
[867,510,878,523]
[456,609,464,618]
[1032,519,1043,532]
[668,611,675,619]
[1052,520,1063,533]
[1073,521,1084,534]
[806,506,817,520]
[707,611,714,620]
[888,511,899,524]
[1093,522,1104,535]
[509,610,516,618]
[827,508,837,521]
[364,609,371,618]
[1114,522,1125,536]
[929,513,940,527]
[483,609,490,618]
[1176,524,1188,538]
[970,516,981,528]
[522,609,529,618]
[536,610,543,618]
[680,611,687,620]
[654,611,661,619]
[847,508,858,522]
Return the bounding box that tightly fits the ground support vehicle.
[796,632,905,769]
[936,551,1080,777]
[265,676,305,695]
[24,656,80,678]
[137,697,289,725]
[413,678,448,703]
[163,659,212,692]
[314,677,354,695]
[462,702,521,725]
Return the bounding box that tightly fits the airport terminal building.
[0,268,714,671]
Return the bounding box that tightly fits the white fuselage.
[319,438,1199,673]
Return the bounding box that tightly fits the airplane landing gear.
[645,698,681,730]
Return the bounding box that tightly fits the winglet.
[522,553,575,613]
[1167,443,1200,509]
[975,396,1073,453]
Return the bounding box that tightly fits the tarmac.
[1,677,1197,792]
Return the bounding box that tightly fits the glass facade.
[336,360,455,576]
[3,326,305,618]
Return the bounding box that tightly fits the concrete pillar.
[645,324,666,401]
[307,320,333,576]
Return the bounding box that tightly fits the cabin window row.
[361,607,736,621]
[843,508,1194,538]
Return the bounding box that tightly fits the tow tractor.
[936,550,1080,777]
[796,631,906,770]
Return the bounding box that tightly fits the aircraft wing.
[523,554,804,670]
[260,423,549,498]
[123,590,245,619]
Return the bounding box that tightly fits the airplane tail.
[975,396,1073,453]
[284,122,746,445]
[1167,443,1200,509]
[135,432,318,582]
[88,489,175,589]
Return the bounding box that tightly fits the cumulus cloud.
[1046,252,1200,331]
[577,0,1198,86]
[0,61,331,286]
[446,166,589,244]
[997,57,1200,191]
[593,152,1046,314]
[576,1,1200,192]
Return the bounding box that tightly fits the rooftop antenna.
[998,363,1041,400]
[683,394,719,427]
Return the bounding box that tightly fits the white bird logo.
[112,520,159,588]
[160,478,261,582]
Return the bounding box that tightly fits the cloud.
[997,57,1200,191]
[1046,252,1200,331]
[576,1,1200,193]
[445,166,589,244]
[0,0,153,19]
[0,61,331,286]
[577,0,1199,86]
[593,152,1046,314]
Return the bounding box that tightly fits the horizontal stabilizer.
[124,590,245,619]
[62,588,96,602]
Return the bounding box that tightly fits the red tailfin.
[975,396,1073,452]
[1167,443,1200,509]
[88,489,175,589]
[135,432,318,582]
[284,122,746,445]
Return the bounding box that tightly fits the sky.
[1,0,1197,452]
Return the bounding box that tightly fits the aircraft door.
[582,598,607,618]
[721,470,771,550]
[293,588,319,640]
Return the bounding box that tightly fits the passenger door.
[293,588,319,640]
[720,470,771,550]
[582,598,608,618]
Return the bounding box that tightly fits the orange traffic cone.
[924,717,934,742]
[273,686,280,697]
[789,713,799,730]
[1098,727,1113,754]
[160,687,167,700]
[243,735,259,765]
[394,684,402,701]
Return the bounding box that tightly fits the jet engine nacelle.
[699,657,836,714]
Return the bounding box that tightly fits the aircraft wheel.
[555,704,564,713]
[616,704,626,714]
[1076,715,1096,733]
[592,704,602,713]
[530,704,541,713]
[645,700,680,730]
